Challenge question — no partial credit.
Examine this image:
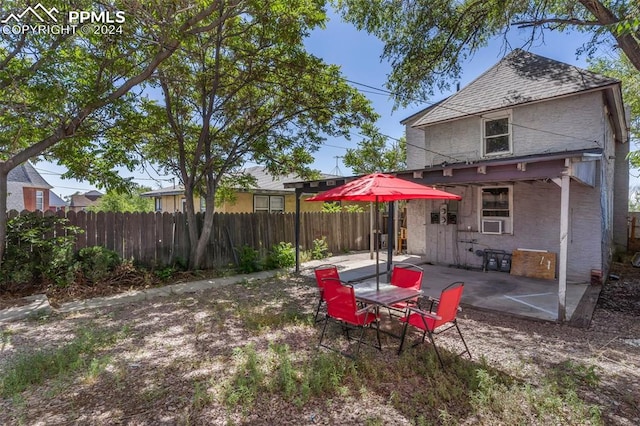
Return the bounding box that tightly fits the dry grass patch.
[1,272,639,425]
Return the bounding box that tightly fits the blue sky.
[302,9,601,175]
[38,9,613,197]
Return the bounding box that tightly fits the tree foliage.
[0,1,227,264]
[86,186,154,213]
[589,53,640,167]
[141,0,377,269]
[343,123,406,174]
[337,0,640,107]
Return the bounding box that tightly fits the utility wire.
[345,78,603,147]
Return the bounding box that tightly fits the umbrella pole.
[375,196,379,290]
[369,202,374,260]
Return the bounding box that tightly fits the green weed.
[0,325,127,398]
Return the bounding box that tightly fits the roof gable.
[7,162,52,188]
[412,49,619,127]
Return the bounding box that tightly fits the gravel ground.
[0,263,639,425]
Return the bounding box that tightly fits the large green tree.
[87,185,154,213]
[589,53,639,159]
[337,0,640,107]
[0,1,229,264]
[142,0,377,269]
[589,53,640,207]
[343,123,406,174]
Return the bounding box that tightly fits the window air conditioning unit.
[482,219,503,234]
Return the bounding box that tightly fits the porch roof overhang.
[284,148,603,194]
[396,147,602,187]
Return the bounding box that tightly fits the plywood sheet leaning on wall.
[510,249,557,280]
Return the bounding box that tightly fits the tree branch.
[514,18,601,28]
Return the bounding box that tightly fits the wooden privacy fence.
[6,210,373,269]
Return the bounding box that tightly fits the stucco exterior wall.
[403,91,619,283]
[218,193,255,213]
[155,192,332,213]
[408,92,605,167]
[406,124,427,170]
[612,122,630,252]
[407,181,602,282]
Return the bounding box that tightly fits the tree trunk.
[184,187,199,270]
[579,0,640,72]
[192,204,216,270]
[0,168,8,268]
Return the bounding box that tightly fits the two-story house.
[396,49,628,285]
[7,162,52,212]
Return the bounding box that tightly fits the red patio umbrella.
[306,173,461,288]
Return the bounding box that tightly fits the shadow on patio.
[300,252,600,326]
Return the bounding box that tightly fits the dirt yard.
[0,262,639,425]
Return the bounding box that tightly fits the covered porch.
[287,148,607,323]
[301,252,600,326]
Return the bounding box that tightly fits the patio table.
[353,281,422,307]
[353,281,423,350]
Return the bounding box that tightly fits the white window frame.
[35,190,44,211]
[478,185,513,235]
[481,111,512,157]
[254,195,285,213]
[269,195,284,213]
[254,195,270,212]
[154,197,162,212]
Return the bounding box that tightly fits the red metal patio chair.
[318,278,381,358]
[313,264,340,323]
[398,281,471,367]
[387,263,424,316]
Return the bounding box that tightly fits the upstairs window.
[482,113,511,156]
[154,197,162,212]
[35,190,44,211]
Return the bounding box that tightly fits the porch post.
[295,189,301,273]
[558,172,570,322]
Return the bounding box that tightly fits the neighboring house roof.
[84,190,103,199]
[141,186,186,197]
[7,162,52,189]
[7,162,52,211]
[49,192,67,208]
[70,190,103,208]
[411,49,620,127]
[141,166,340,197]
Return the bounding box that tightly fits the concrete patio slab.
[301,251,598,324]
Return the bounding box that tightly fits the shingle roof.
[7,162,52,188]
[412,49,619,127]
[6,162,52,211]
[141,186,186,197]
[49,192,67,207]
[7,182,27,211]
